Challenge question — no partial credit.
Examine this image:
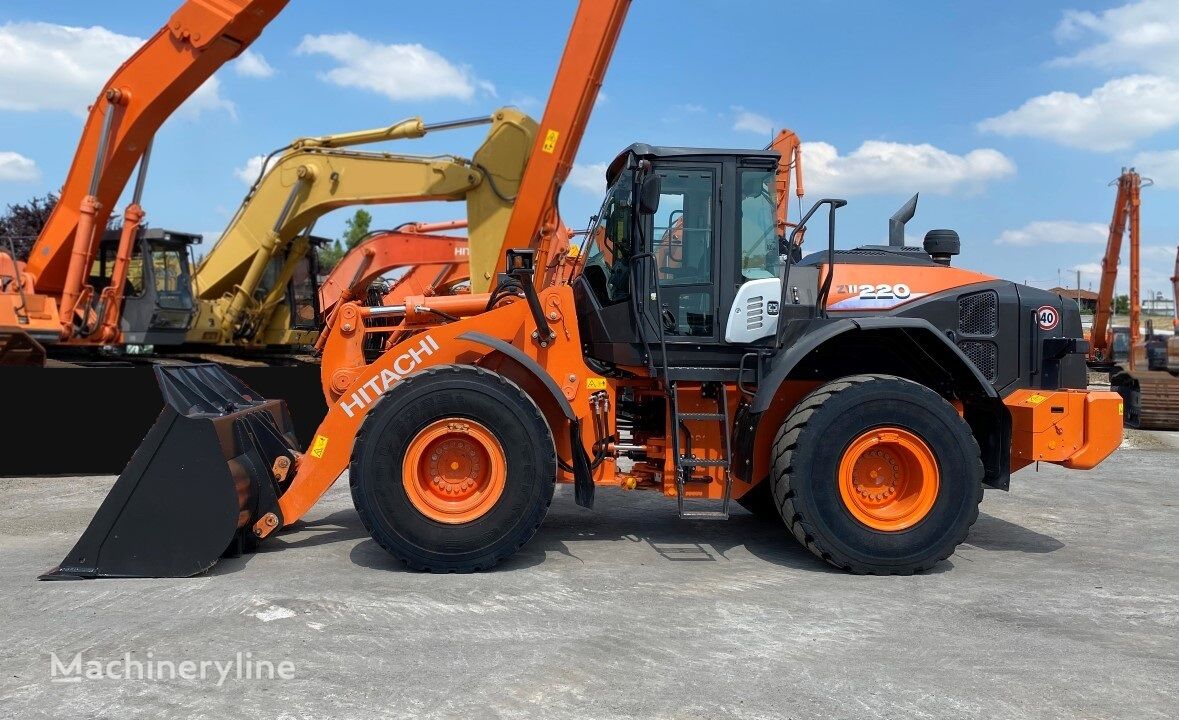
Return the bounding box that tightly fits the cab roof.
[605,143,780,184]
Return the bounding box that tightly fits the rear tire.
[771,374,982,574]
[350,364,556,572]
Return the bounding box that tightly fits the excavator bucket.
[40,365,298,580]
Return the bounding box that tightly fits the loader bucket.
[40,365,299,580]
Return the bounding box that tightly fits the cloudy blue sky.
[1,0,1177,297]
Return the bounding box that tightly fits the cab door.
[645,165,720,342]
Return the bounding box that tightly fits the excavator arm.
[1091,171,1135,363]
[24,0,288,331]
[769,129,805,241]
[1172,246,1178,333]
[188,109,536,345]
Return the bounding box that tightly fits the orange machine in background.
[2,1,288,352]
[1087,169,1178,429]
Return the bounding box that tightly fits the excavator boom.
[188,109,536,346]
[318,223,470,318]
[26,1,287,296]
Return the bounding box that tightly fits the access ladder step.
[677,412,726,421]
[678,510,730,520]
[677,457,729,468]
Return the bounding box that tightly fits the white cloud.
[980,2,1179,151]
[732,107,774,136]
[567,162,608,195]
[661,103,706,124]
[0,151,39,182]
[233,50,275,79]
[978,74,1179,151]
[0,21,233,118]
[296,33,492,101]
[1052,0,1179,76]
[234,155,277,185]
[993,220,1108,247]
[507,95,541,111]
[801,140,1015,197]
[1072,255,1174,296]
[1133,148,1179,188]
[1142,244,1177,261]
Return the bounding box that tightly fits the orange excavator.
[45,0,1123,580]
[0,2,288,355]
[1168,247,1179,374]
[318,220,471,320]
[1087,169,1178,429]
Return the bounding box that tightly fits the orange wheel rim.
[837,427,939,532]
[402,418,506,524]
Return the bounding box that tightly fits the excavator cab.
[285,237,325,333]
[92,228,198,346]
[250,234,327,343]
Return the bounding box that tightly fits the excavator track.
[1114,369,1179,430]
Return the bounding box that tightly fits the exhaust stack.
[889,193,919,247]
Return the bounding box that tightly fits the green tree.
[1114,294,1129,315]
[1,194,124,261]
[343,208,372,250]
[0,194,58,260]
[318,240,346,272]
[318,209,373,272]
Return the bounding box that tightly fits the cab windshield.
[583,169,634,302]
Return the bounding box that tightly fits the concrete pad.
[1,441,1176,719]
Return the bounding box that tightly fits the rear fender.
[741,317,1012,490]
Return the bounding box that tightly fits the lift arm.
[188,109,536,345]
[24,0,288,308]
[492,0,631,289]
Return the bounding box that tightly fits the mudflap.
[40,365,299,580]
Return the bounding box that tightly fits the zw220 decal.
[840,283,912,300]
[827,283,924,311]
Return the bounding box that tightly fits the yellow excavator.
[185,107,537,349]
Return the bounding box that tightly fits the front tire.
[770,374,983,574]
[350,365,556,572]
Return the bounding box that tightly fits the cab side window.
[583,170,634,303]
[739,169,777,280]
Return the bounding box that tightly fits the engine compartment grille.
[959,290,998,336]
[958,340,997,382]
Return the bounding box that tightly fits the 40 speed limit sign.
[1035,305,1060,331]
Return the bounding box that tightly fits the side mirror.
[638,174,661,215]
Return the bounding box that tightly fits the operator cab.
[92,228,199,346]
[255,234,328,335]
[574,144,815,375]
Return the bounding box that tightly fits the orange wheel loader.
[43,0,1123,579]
